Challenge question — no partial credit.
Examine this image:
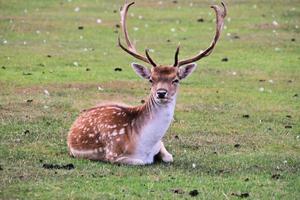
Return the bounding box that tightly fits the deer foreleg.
[159,141,173,163]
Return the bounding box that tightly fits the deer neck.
[134,94,177,149]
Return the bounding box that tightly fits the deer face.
[132,63,197,104]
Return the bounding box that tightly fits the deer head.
[118,1,227,104]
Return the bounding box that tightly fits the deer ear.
[131,63,151,80]
[178,63,197,79]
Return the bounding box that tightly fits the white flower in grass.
[283,160,287,164]
[3,40,8,44]
[192,163,196,168]
[36,30,41,34]
[44,90,50,96]
[259,87,264,92]
[170,28,176,32]
[232,71,237,76]
[73,62,79,67]
[74,7,80,12]
[138,15,143,20]
[272,20,279,26]
[98,86,104,91]
[268,80,274,83]
[133,27,139,31]
[23,41,27,45]
[96,19,102,24]
[79,35,83,40]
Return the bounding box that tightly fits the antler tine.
[120,1,136,51]
[145,49,157,67]
[177,1,227,67]
[173,45,180,67]
[118,1,157,66]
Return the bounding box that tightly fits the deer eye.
[149,79,153,83]
[172,79,179,84]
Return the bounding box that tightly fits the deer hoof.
[162,153,173,163]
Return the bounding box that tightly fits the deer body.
[67,1,226,165]
[68,91,176,165]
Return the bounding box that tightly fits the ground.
[0,0,299,199]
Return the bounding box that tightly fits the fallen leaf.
[271,174,281,179]
[172,188,184,194]
[189,190,199,197]
[284,125,292,129]
[231,192,249,198]
[221,57,228,62]
[197,18,204,22]
[42,163,75,170]
[114,67,122,72]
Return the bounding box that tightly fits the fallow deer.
[67,1,227,165]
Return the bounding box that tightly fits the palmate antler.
[118,1,227,68]
[118,1,157,67]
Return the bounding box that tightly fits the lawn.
[0,0,299,199]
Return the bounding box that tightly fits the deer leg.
[114,156,145,165]
[159,141,173,163]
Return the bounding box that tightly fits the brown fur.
[68,105,140,161]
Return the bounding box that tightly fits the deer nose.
[156,89,168,99]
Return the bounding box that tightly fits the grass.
[0,0,299,199]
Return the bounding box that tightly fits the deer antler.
[118,1,157,67]
[175,2,227,67]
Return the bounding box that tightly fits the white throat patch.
[134,98,176,163]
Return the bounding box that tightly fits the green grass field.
[1,0,299,199]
